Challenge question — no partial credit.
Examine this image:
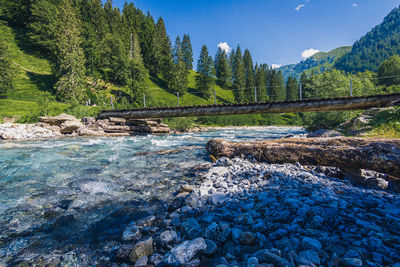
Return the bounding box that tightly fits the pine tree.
[233,45,245,102]
[54,0,86,102]
[153,17,172,77]
[80,0,106,76]
[0,36,14,96]
[229,49,235,84]
[28,0,60,56]
[170,35,188,94]
[139,12,156,75]
[243,49,255,101]
[269,69,285,101]
[100,33,129,86]
[215,47,230,88]
[196,45,214,99]
[286,76,299,100]
[254,64,267,102]
[182,34,193,70]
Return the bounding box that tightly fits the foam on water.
[0,127,305,264]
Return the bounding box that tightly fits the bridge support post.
[177,93,180,106]
[255,87,257,103]
[110,96,114,110]
[143,94,146,108]
[214,89,217,105]
[299,83,302,100]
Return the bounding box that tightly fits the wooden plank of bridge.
[98,93,400,119]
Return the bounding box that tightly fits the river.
[0,126,304,265]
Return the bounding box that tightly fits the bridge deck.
[98,93,400,119]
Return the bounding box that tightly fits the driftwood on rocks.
[206,138,400,179]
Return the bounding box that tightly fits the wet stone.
[239,231,258,245]
[204,239,218,256]
[122,222,141,241]
[130,237,153,263]
[181,218,203,239]
[162,238,207,265]
[341,257,363,267]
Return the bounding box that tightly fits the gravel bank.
[116,157,400,266]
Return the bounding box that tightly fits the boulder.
[60,120,83,134]
[162,238,207,265]
[307,129,343,138]
[39,114,79,126]
[76,127,106,137]
[130,237,153,263]
[122,222,142,241]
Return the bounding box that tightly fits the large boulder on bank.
[39,114,80,126]
[60,120,83,134]
[307,129,343,138]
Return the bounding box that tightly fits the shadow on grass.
[27,71,57,95]
[10,25,51,60]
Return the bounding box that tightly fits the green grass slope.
[0,23,236,121]
[0,23,71,119]
[279,46,352,80]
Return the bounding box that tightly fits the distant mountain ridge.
[278,46,352,80]
[335,5,400,73]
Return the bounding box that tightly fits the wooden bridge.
[98,93,400,119]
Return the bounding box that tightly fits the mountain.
[335,5,400,73]
[278,46,352,80]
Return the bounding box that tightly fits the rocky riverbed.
[111,157,400,267]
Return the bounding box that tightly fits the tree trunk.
[206,138,400,179]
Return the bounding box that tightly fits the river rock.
[76,127,106,137]
[341,257,363,267]
[60,120,84,134]
[162,238,207,265]
[181,218,203,239]
[302,237,322,250]
[159,230,178,246]
[122,222,142,241]
[39,113,79,126]
[204,239,218,256]
[210,193,230,205]
[130,237,153,263]
[307,129,343,138]
[297,250,320,265]
[134,255,148,267]
[239,231,257,245]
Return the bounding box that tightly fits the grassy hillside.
[0,23,71,119]
[0,23,235,121]
[279,46,352,80]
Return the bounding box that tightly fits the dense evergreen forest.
[0,0,291,106]
[0,0,399,130]
[335,6,400,73]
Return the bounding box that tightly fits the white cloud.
[271,64,282,69]
[217,42,231,54]
[301,48,320,60]
[295,4,305,11]
[352,3,357,7]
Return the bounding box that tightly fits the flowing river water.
[0,127,305,265]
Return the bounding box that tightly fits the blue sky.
[111,0,399,68]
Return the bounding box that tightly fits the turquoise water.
[0,127,304,265]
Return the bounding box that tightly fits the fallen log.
[206,138,400,179]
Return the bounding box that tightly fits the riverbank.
[114,157,400,266]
